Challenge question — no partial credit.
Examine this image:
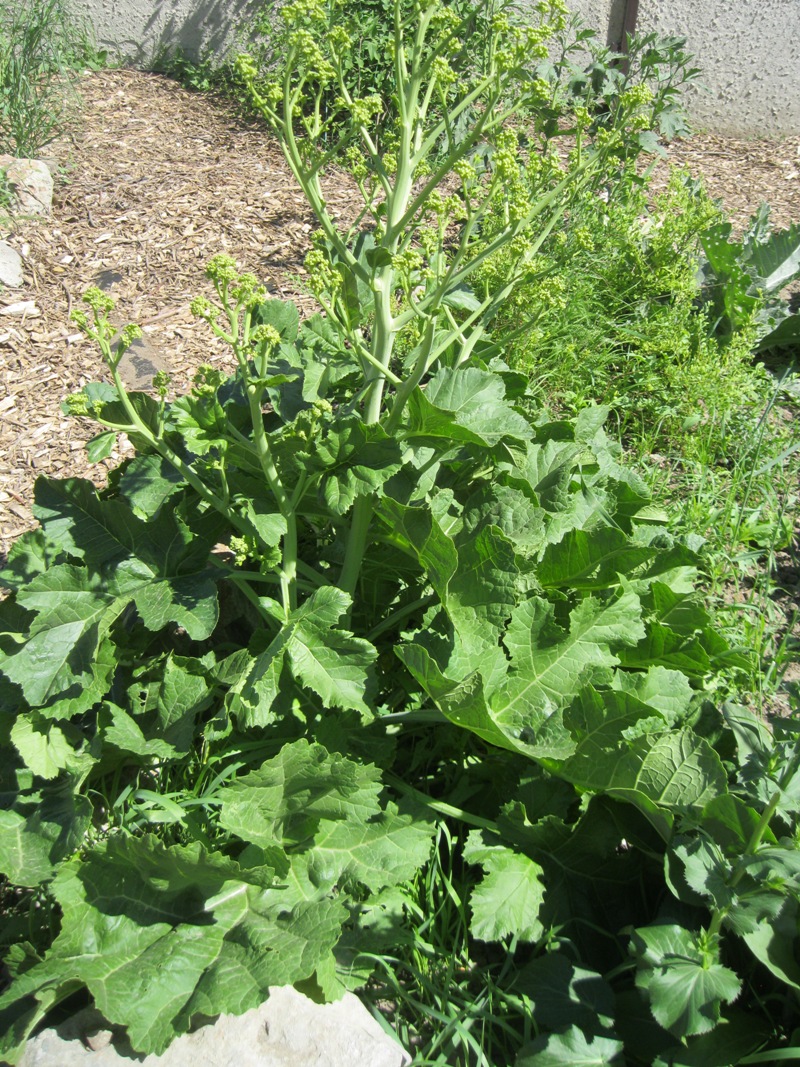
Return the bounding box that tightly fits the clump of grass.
[362,823,534,1066]
[0,0,105,157]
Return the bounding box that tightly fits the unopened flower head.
[190,296,216,321]
[206,254,239,285]
[82,286,115,316]
[119,323,143,349]
[251,323,282,349]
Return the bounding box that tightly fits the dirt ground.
[1,68,798,587]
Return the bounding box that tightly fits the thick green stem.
[246,386,297,614]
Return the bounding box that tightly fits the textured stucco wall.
[636,0,800,137]
[62,0,800,136]
[68,0,259,66]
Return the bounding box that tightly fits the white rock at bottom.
[16,987,411,1067]
[0,241,23,287]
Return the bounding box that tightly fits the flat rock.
[116,333,169,390]
[15,987,411,1067]
[0,241,23,287]
[0,156,54,216]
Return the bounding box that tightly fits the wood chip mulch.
[1,68,799,561]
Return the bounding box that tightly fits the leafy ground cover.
[1,0,799,1063]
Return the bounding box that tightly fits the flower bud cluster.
[82,286,115,316]
[349,95,383,126]
[192,363,225,399]
[251,324,282,350]
[64,391,92,417]
[205,254,239,285]
[152,370,172,399]
[305,247,342,300]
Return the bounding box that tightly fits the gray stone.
[0,241,23,287]
[116,333,170,390]
[16,988,411,1067]
[0,156,54,216]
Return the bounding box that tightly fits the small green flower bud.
[82,286,115,315]
[120,323,143,348]
[190,295,216,320]
[152,370,171,398]
[205,254,239,284]
[251,323,282,348]
[64,391,91,416]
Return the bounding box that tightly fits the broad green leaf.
[652,1010,772,1067]
[378,496,458,596]
[32,476,139,565]
[1,565,126,707]
[10,718,76,779]
[85,430,116,463]
[219,740,432,892]
[672,836,732,909]
[1,619,103,708]
[252,296,300,341]
[618,622,712,677]
[406,367,532,446]
[285,588,376,715]
[153,656,215,751]
[746,219,800,294]
[299,417,403,516]
[449,524,518,652]
[631,730,727,809]
[0,790,91,886]
[514,953,615,1033]
[462,479,547,554]
[741,898,800,990]
[0,528,63,589]
[722,702,772,764]
[32,637,117,722]
[100,703,178,759]
[396,640,541,756]
[127,566,219,641]
[494,584,644,714]
[610,666,693,721]
[118,453,185,518]
[0,836,343,1057]
[538,527,656,591]
[630,924,742,1038]
[561,691,726,812]
[463,831,545,942]
[169,393,229,455]
[701,793,770,853]
[516,1028,624,1066]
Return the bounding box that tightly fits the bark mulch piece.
[1,69,799,560]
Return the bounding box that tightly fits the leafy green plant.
[0,0,105,157]
[700,203,800,353]
[541,20,701,151]
[476,164,773,461]
[2,0,800,1064]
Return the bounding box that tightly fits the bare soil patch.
[1,68,798,562]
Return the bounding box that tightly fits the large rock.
[0,156,54,216]
[16,987,411,1067]
[0,241,24,287]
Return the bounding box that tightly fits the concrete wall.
[636,0,800,137]
[64,0,800,136]
[68,0,259,67]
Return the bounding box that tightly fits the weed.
[0,0,105,156]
